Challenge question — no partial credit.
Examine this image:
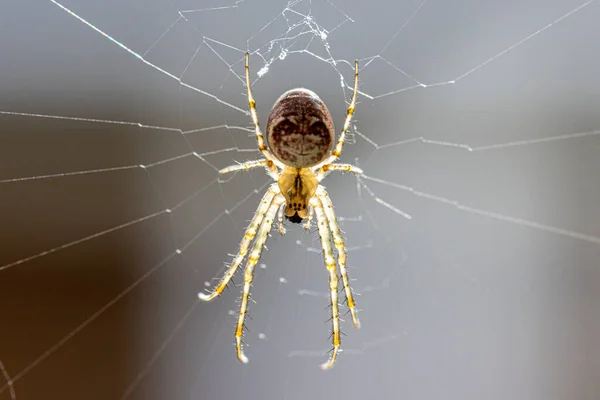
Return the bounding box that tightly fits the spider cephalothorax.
[278,167,318,223]
[199,53,361,370]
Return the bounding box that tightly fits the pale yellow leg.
[318,188,360,328]
[332,60,359,158]
[303,205,314,230]
[312,198,341,370]
[235,194,285,363]
[198,185,278,302]
[245,53,285,170]
[314,60,359,169]
[277,202,285,235]
[220,158,279,179]
[315,163,363,182]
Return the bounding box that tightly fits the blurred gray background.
[1,0,599,399]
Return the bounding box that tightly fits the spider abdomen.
[266,88,334,168]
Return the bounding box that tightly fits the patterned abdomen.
[266,88,335,168]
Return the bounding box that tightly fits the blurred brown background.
[1,0,600,399]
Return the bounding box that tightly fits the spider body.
[266,88,335,169]
[199,53,361,370]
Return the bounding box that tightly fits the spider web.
[1,0,600,399]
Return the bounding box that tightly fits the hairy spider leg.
[318,187,360,328]
[314,60,359,170]
[236,194,285,363]
[198,185,279,302]
[245,53,286,170]
[316,163,363,182]
[303,205,314,230]
[277,202,286,235]
[312,197,341,370]
[219,159,279,180]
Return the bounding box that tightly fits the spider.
[199,53,362,370]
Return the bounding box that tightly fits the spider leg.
[220,158,279,179]
[313,60,359,170]
[317,187,360,328]
[235,194,285,363]
[303,205,314,230]
[315,163,363,182]
[198,184,278,302]
[277,202,285,235]
[245,53,285,170]
[311,197,341,370]
[331,60,359,159]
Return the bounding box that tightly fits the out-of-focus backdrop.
[1,0,599,399]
